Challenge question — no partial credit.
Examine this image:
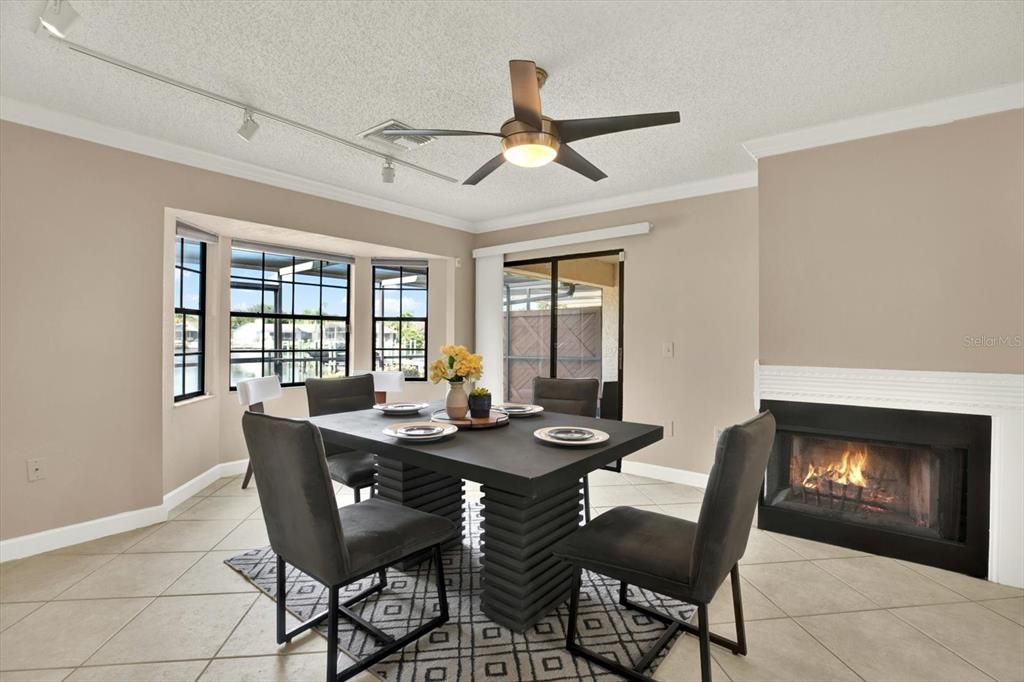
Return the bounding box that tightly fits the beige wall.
[759,109,1024,373]
[474,189,760,474]
[5,106,1019,541]
[0,121,474,539]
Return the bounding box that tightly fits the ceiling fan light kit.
[498,117,561,168]
[501,131,559,168]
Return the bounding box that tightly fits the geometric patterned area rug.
[226,502,696,681]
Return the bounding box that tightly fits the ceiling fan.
[381,60,680,185]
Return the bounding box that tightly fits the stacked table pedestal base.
[375,457,464,569]
[479,484,583,632]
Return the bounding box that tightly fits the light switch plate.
[27,458,45,482]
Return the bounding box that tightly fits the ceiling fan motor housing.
[500,118,560,167]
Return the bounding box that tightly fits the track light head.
[38,0,79,38]
[381,159,396,184]
[237,110,259,142]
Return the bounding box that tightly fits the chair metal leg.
[334,543,450,681]
[566,576,745,681]
[275,546,449,682]
[619,590,745,654]
[276,555,287,644]
[697,604,712,682]
[242,462,254,489]
[433,545,449,621]
[276,557,387,648]
[354,487,361,503]
[582,476,591,523]
[730,564,747,655]
[326,585,339,682]
[565,570,656,681]
[565,568,581,649]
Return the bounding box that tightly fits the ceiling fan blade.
[555,145,607,182]
[378,129,501,137]
[463,154,506,185]
[509,60,544,130]
[555,111,680,143]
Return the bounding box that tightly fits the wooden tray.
[431,409,510,430]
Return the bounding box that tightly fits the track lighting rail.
[55,38,459,184]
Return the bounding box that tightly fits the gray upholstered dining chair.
[553,411,777,682]
[242,411,454,682]
[532,376,601,522]
[305,374,378,502]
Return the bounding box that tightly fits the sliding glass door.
[502,251,623,416]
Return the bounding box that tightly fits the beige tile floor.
[1,472,1021,682]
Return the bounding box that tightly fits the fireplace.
[759,400,991,577]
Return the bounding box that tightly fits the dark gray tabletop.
[310,402,663,498]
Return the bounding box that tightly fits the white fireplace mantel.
[756,363,1024,588]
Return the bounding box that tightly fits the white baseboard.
[621,461,709,489]
[162,458,249,512]
[0,458,249,563]
[2,456,700,562]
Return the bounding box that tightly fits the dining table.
[310,402,663,633]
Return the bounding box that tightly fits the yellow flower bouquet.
[430,345,483,419]
[429,344,483,384]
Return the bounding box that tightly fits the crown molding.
[6,82,1021,234]
[472,171,758,233]
[1,96,755,235]
[472,221,651,258]
[742,82,1024,161]
[0,97,476,233]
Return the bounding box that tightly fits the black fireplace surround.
[758,400,991,578]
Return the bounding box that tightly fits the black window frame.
[372,264,429,381]
[228,247,351,389]
[173,237,206,401]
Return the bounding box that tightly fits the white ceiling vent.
[359,119,435,152]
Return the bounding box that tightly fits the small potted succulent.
[468,386,492,418]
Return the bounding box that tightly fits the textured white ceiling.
[2,0,1022,229]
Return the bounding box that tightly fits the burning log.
[795,481,896,514]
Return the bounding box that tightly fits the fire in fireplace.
[759,401,990,577]
[776,436,950,538]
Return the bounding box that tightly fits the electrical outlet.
[455,258,462,268]
[662,342,674,358]
[26,458,45,482]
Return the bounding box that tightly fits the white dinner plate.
[374,402,430,415]
[534,426,610,447]
[383,421,458,443]
[496,403,545,417]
